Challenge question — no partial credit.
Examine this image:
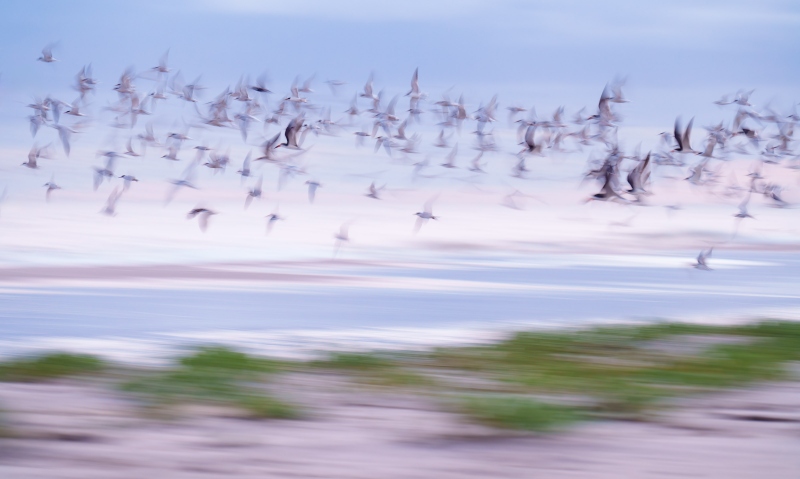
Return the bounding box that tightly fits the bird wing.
[58,127,71,156]
[413,216,424,233]
[106,187,121,210]
[92,170,103,191]
[525,125,536,149]
[410,68,419,93]
[683,117,694,151]
[674,118,683,151]
[198,212,210,232]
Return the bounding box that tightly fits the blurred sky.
[0,0,798,138]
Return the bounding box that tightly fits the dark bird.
[187,207,217,232]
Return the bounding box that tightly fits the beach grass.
[428,320,800,421]
[312,352,397,370]
[312,351,434,387]
[121,346,299,419]
[0,352,106,382]
[3,321,798,430]
[460,396,583,432]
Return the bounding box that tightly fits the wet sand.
[1,373,798,478]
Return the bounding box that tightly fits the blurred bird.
[414,198,438,232]
[101,187,123,216]
[365,181,384,199]
[37,44,57,63]
[694,248,713,271]
[119,174,139,191]
[244,176,263,209]
[305,180,321,203]
[333,221,352,257]
[43,176,61,201]
[187,207,216,232]
[265,208,284,234]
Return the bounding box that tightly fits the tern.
[37,44,57,63]
[734,193,753,219]
[414,198,438,232]
[22,145,43,169]
[441,143,458,168]
[277,116,304,150]
[165,160,199,204]
[187,208,217,232]
[101,187,123,216]
[237,152,252,180]
[360,73,376,100]
[93,152,119,190]
[672,117,695,154]
[119,175,139,191]
[265,208,284,234]
[365,181,384,200]
[333,221,352,257]
[43,176,61,201]
[693,248,713,271]
[244,176,263,209]
[305,180,321,203]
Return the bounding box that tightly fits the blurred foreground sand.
[1,373,798,479]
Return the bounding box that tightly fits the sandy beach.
[1,371,798,478]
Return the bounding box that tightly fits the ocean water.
[1,250,798,363]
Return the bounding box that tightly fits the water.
[1,251,799,362]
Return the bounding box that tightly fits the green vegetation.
[121,346,299,419]
[178,346,282,375]
[313,351,433,387]
[429,320,800,421]
[0,352,105,382]
[3,321,799,432]
[460,396,583,432]
[312,352,396,371]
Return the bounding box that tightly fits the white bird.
[468,151,486,173]
[52,124,75,156]
[734,193,753,219]
[305,180,321,203]
[151,50,170,75]
[441,143,458,168]
[244,176,263,209]
[693,248,713,271]
[414,198,438,232]
[124,138,141,157]
[23,145,43,169]
[406,68,424,102]
[119,175,139,191]
[333,221,352,257]
[101,187,123,216]
[764,184,789,208]
[37,44,57,63]
[365,181,384,200]
[237,152,252,180]
[93,152,118,190]
[166,160,199,204]
[360,73,376,100]
[43,176,61,201]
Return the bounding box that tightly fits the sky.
[1,0,798,119]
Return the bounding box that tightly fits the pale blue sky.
[1,0,797,130]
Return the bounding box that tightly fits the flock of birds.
[14,45,800,266]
